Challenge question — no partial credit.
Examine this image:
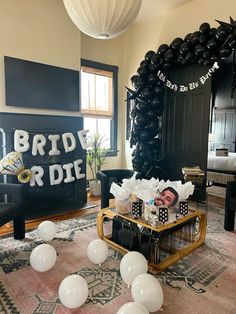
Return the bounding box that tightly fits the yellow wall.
[122,0,236,168]
[0,0,81,116]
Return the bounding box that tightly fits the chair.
[224,180,236,231]
[0,183,25,239]
[96,169,135,209]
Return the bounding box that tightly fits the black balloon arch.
[127,17,236,179]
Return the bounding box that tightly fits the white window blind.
[81,66,113,118]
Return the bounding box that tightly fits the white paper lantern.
[63,0,142,39]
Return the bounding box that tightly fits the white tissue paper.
[109,176,195,207]
[110,182,130,201]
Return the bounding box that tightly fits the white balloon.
[30,244,57,272]
[37,220,57,241]
[87,239,108,264]
[117,302,149,314]
[131,273,163,312]
[120,251,148,286]
[58,274,88,309]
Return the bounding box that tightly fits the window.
[80,59,118,154]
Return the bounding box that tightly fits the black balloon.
[162,62,172,69]
[150,53,160,65]
[199,22,210,34]
[140,130,153,141]
[145,121,159,135]
[132,124,142,134]
[130,75,139,85]
[164,49,175,62]
[179,42,189,55]
[190,31,200,45]
[207,38,218,51]
[150,97,162,108]
[143,159,153,168]
[219,47,232,58]
[134,114,147,126]
[199,33,208,44]
[170,37,184,50]
[148,62,159,73]
[211,54,218,61]
[145,50,155,61]
[140,60,149,67]
[155,107,164,116]
[215,26,228,42]
[132,76,144,89]
[132,156,142,166]
[137,65,149,78]
[209,27,216,38]
[136,143,148,152]
[136,102,147,112]
[184,33,192,42]
[141,87,153,99]
[153,85,164,96]
[139,151,147,159]
[147,73,158,85]
[203,59,212,66]
[203,50,211,59]
[185,51,194,61]
[197,57,204,65]
[177,54,185,62]
[157,44,169,56]
[147,138,160,146]
[194,44,205,56]
[180,58,188,66]
[145,110,157,121]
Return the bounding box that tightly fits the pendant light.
[63,0,142,39]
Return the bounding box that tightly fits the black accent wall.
[0,112,87,219]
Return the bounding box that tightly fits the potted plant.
[86,133,109,196]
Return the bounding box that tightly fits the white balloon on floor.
[120,251,148,286]
[131,273,164,312]
[37,220,57,241]
[117,302,149,314]
[58,274,89,309]
[30,243,57,272]
[87,239,108,265]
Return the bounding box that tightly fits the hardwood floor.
[0,193,102,237]
[0,193,224,237]
[206,194,225,207]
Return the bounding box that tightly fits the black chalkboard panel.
[4,56,80,111]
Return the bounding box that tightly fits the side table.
[97,208,206,272]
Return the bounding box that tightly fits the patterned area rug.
[0,203,236,314]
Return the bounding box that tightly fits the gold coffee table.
[97,208,207,272]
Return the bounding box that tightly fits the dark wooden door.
[165,65,212,200]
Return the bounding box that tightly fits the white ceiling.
[135,0,195,24]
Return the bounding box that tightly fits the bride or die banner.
[13,129,91,187]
